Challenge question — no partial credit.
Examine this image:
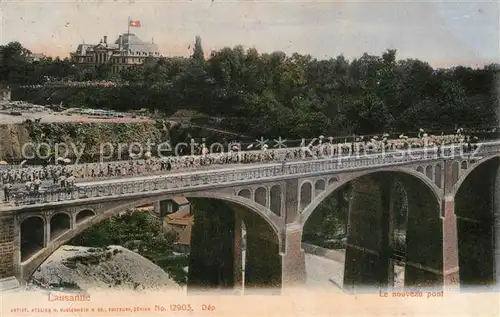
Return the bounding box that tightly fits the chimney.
[103,36,107,44]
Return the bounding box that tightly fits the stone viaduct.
[0,142,499,293]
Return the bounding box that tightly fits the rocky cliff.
[0,123,33,160]
[0,118,242,162]
[0,120,169,161]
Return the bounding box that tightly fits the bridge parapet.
[8,141,500,207]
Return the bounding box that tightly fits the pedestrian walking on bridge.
[33,178,41,192]
[3,183,11,202]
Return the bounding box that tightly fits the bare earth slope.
[0,124,32,159]
[29,245,183,292]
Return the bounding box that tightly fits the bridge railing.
[10,141,500,206]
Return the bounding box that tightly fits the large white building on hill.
[70,32,161,74]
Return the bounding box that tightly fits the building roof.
[172,197,189,206]
[94,43,119,50]
[166,217,193,226]
[116,33,143,45]
[166,205,191,220]
[75,44,95,55]
[135,205,153,212]
[115,33,160,54]
[74,32,160,56]
[165,204,193,227]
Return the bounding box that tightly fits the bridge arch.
[453,155,499,287]
[20,215,45,263]
[452,154,500,196]
[460,160,468,170]
[434,163,442,187]
[49,212,71,241]
[254,187,267,207]
[20,191,282,281]
[425,165,433,180]
[300,167,441,225]
[237,188,252,199]
[75,209,96,224]
[300,167,443,290]
[269,185,282,216]
[314,179,326,193]
[328,177,338,186]
[299,181,313,210]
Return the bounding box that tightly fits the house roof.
[166,217,193,226]
[172,197,189,206]
[135,205,153,212]
[166,206,191,220]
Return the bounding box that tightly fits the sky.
[0,0,498,68]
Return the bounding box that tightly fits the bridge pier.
[187,199,237,293]
[281,224,306,288]
[343,175,393,293]
[403,173,447,289]
[243,211,282,295]
[495,163,500,289]
[341,171,459,293]
[441,160,460,290]
[280,179,306,291]
[441,197,460,289]
[233,211,243,291]
[0,214,20,291]
[455,159,498,289]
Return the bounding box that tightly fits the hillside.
[0,120,167,161]
[28,245,185,292]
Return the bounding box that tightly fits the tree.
[192,36,204,62]
[5,39,498,136]
[0,41,33,84]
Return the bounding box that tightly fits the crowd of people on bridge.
[1,128,484,203]
[21,80,121,89]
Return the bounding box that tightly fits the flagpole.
[127,16,130,35]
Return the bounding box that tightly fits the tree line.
[1,38,499,138]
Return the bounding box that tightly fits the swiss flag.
[129,20,141,27]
